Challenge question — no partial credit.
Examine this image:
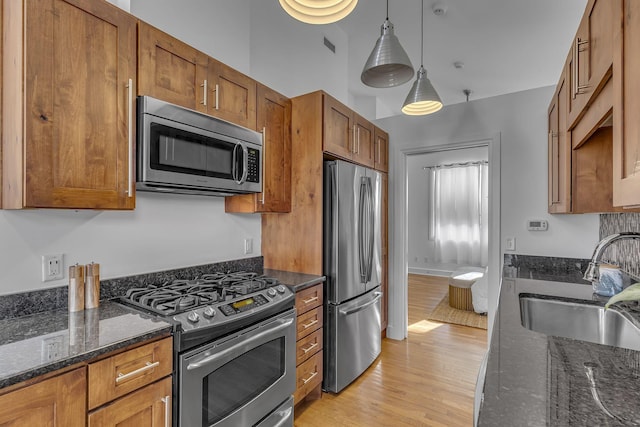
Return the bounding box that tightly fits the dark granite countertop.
[264,269,326,292]
[0,301,172,389]
[478,277,640,426]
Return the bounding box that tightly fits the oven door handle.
[271,406,293,427]
[186,317,294,371]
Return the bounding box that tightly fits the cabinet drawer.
[297,306,323,340]
[88,376,172,426]
[294,350,323,405]
[296,328,323,366]
[88,337,173,410]
[295,284,323,314]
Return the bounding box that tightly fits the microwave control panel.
[247,148,259,183]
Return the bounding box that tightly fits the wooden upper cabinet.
[323,95,354,159]
[353,114,374,168]
[0,368,86,426]
[208,59,257,130]
[374,127,389,173]
[138,21,208,113]
[2,0,137,209]
[548,57,571,213]
[613,0,640,206]
[568,0,614,127]
[322,93,378,169]
[225,84,292,213]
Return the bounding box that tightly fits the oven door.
[179,308,296,427]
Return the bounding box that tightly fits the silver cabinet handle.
[260,127,266,205]
[302,342,318,354]
[302,371,318,385]
[302,296,318,304]
[301,319,318,329]
[200,80,208,107]
[215,83,219,110]
[126,78,133,197]
[161,395,171,427]
[115,361,159,383]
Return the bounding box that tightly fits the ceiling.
[333,0,588,118]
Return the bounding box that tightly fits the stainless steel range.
[119,271,296,427]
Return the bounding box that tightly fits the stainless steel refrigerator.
[323,160,382,393]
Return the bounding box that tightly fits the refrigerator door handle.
[339,292,383,316]
[358,178,368,283]
[366,177,375,283]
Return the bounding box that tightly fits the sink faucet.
[583,232,640,283]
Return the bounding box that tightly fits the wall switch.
[244,238,253,255]
[505,237,516,251]
[42,254,64,282]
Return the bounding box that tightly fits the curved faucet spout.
[584,232,640,283]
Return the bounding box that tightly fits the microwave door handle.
[239,143,249,184]
[231,143,239,182]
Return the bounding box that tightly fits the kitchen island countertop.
[0,302,172,390]
[478,276,640,425]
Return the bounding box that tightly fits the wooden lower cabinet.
[294,283,324,405]
[88,377,172,427]
[0,368,86,426]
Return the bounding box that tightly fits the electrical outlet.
[244,238,253,255]
[505,237,516,251]
[41,335,65,362]
[41,254,64,282]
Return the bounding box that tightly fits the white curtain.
[430,163,488,266]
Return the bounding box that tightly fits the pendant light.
[402,0,442,115]
[361,0,414,88]
[279,0,358,25]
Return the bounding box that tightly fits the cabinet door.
[138,21,208,113]
[353,114,374,168]
[224,84,291,213]
[374,127,389,173]
[0,368,86,426]
[208,58,257,129]
[613,0,640,206]
[21,0,136,209]
[548,61,571,213]
[323,94,354,159]
[88,377,172,427]
[568,0,614,126]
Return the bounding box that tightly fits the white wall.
[377,86,600,336]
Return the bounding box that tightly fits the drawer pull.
[302,342,318,354]
[302,319,318,329]
[116,361,160,383]
[302,371,318,385]
[302,296,319,304]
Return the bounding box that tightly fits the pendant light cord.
[420,0,424,67]
[386,0,389,20]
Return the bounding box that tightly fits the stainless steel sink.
[519,295,640,351]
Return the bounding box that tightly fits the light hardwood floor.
[294,274,488,427]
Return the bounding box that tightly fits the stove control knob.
[276,285,287,294]
[187,311,200,323]
[203,306,216,318]
[267,288,277,297]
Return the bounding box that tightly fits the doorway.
[387,135,501,341]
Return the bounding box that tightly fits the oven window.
[202,337,285,425]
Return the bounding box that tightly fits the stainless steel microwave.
[136,96,262,196]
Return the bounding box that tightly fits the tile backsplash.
[599,213,640,278]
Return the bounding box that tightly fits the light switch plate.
[505,237,516,251]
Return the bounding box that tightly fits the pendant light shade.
[402,0,442,115]
[279,0,358,25]
[402,66,442,115]
[361,1,414,88]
